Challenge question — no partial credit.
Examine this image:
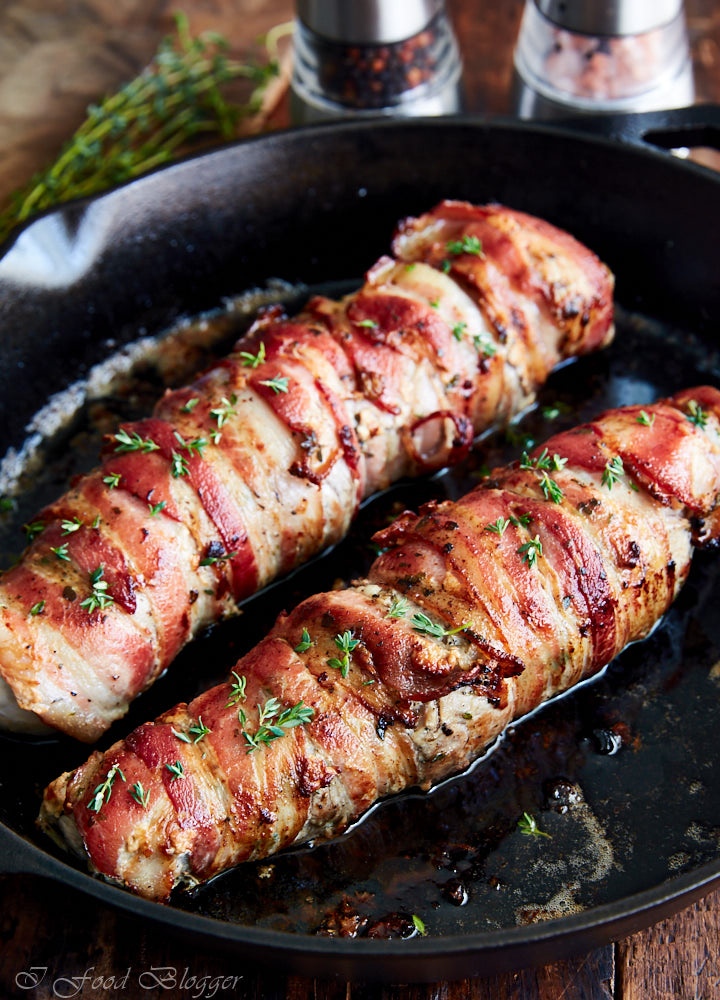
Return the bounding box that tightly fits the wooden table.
[1,2,720,997]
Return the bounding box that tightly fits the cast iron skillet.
[1,115,720,982]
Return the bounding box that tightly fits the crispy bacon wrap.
[0,201,613,740]
[40,387,720,901]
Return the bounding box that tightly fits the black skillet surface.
[1,118,720,981]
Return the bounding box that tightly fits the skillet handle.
[551,103,720,154]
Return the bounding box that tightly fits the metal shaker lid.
[295,0,445,44]
[534,0,684,36]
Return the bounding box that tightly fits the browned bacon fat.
[0,201,613,741]
[40,388,720,901]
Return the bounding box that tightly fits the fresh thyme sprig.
[294,628,313,653]
[411,613,469,639]
[0,14,280,244]
[386,597,410,620]
[446,235,484,257]
[239,697,314,753]
[518,811,551,838]
[80,566,115,614]
[130,781,150,808]
[61,517,83,535]
[327,631,360,678]
[225,670,247,707]
[238,342,266,368]
[601,455,625,491]
[517,535,543,568]
[88,762,125,814]
[113,429,159,454]
[686,400,708,429]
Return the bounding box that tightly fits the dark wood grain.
[1,1,720,998]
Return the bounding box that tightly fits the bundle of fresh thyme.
[0,13,282,245]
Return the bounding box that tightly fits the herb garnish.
[473,334,496,357]
[451,322,467,342]
[601,455,625,491]
[29,601,46,616]
[517,535,543,568]
[166,760,185,781]
[518,811,551,838]
[112,429,159,454]
[50,543,70,562]
[510,513,533,528]
[181,398,200,413]
[80,566,114,613]
[238,342,266,368]
[189,717,211,743]
[259,376,290,395]
[225,670,247,707]
[327,631,360,678]
[411,613,469,639]
[485,517,510,536]
[171,451,189,478]
[23,521,45,542]
[210,394,238,429]
[174,432,207,457]
[412,914,427,936]
[539,472,564,504]
[103,473,122,489]
[354,318,378,329]
[686,400,708,429]
[130,781,150,808]
[440,259,451,273]
[239,697,314,753]
[520,448,567,472]
[199,549,237,567]
[61,517,82,535]
[387,597,410,619]
[88,763,125,814]
[446,235,484,257]
[148,501,166,516]
[294,628,313,653]
[636,410,655,428]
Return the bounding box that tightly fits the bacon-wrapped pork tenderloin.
[40,387,720,901]
[0,201,613,741]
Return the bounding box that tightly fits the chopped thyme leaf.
[411,613,469,639]
[181,397,200,413]
[166,760,185,781]
[61,517,82,535]
[170,451,189,478]
[148,501,166,516]
[601,455,625,490]
[103,473,122,489]
[23,521,45,542]
[354,318,378,329]
[412,914,427,936]
[199,549,237,567]
[405,263,417,272]
[510,513,533,528]
[171,727,192,744]
[29,601,45,616]
[446,235,484,257]
[240,697,314,753]
[686,400,708,429]
[225,670,247,707]
[130,781,150,808]
[238,341,266,368]
[174,432,207,457]
[88,762,125,814]
[520,448,566,472]
[210,394,238,429]
[91,515,101,529]
[441,259,451,273]
[517,535,542,567]
[485,517,510,536]
[539,472,563,504]
[473,334,496,357]
[518,811,551,838]
[636,409,655,427]
[189,716,211,743]
[386,597,410,620]
[259,376,289,394]
[80,566,114,614]
[113,428,159,454]
[294,628,312,653]
[429,299,440,309]
[451,322,467,342]
[50,543,70,562]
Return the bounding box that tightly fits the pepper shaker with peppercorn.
[291,0,463,122]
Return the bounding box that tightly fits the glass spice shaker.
[291,0,463,123]
[513,0,694,118]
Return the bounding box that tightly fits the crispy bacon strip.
[39,388,720,901]
[0,201,613,741]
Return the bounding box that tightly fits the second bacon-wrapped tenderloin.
[0,200,613,740]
